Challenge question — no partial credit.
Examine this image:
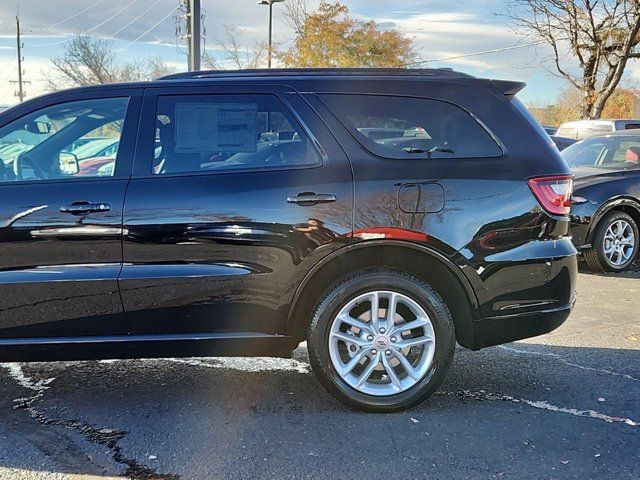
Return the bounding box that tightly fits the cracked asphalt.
[1,266,638,480]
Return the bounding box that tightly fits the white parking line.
[498,345,639,381]
[440,390,639,427]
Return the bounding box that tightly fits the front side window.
[0,97,128,182]
[320,94,502,159]
[153,94,318,175]
[562,136,640,169]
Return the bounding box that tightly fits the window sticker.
[174,103,258,153]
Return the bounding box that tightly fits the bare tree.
[50,36,118,87]
[47,36,175,90]
[283,0,310,37]
[203,25,268,70]
[508,0,640,119]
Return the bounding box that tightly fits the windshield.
[561,135,640,169]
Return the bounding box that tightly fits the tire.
[307,268,455,412]
[583,211,638,272]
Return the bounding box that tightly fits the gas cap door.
[397,182,445,214]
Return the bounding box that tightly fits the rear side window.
[153,94,318,174]
[624,123,640,130]
[320,94,502,159]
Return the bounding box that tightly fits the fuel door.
[397,182,445,214]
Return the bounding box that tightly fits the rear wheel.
[307,269,455,412]
[584,211,638,272]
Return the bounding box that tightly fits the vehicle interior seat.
[625,146,640,166]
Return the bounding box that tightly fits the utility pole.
[11,15,29,103]
[186,0,201,71]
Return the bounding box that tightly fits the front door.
[0,93,141,338]
[120,85,353,336]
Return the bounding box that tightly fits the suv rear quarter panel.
[303,79,576,323]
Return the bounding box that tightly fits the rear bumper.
[470,301,574,350]
[458,237,578,350]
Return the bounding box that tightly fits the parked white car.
[557,119,640,140]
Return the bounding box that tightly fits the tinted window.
[0,97,128,182]
[153,95,318,174]
[562,136,640,169]
[624,123,640,130]
[320,94,502,159]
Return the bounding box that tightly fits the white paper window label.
[174,103,257,153]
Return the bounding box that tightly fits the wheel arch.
[586,196,640,245]
[285,240,479,349]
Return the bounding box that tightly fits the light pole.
[258,0,284,68]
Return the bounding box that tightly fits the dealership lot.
[0,266,638,480]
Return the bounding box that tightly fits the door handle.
[60,202,112,215]
[286,193,337,206]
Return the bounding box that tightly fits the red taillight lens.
[528,175,573,216]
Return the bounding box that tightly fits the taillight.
[528,175,573,216]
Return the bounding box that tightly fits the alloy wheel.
[603,219,636,267]
[328,290,436,397]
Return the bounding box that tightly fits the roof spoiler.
[476,79,526,97]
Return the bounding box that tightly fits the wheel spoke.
[386,292,398,329]
[382,354,402,391]
[397,336,433,349]
[369,292,381,331]
[337,348,369,376]
[356,352,381,387]
[338,314,374,334]
[330,331,370,348]
[391,317,430,336]
[614,221,623,236]
[391,347,420,380]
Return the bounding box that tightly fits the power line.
[84,0,141,35]
[404,41,545,67]
[107,0,164,39]
[0,54,17,81]
[26,0,110,33]
[25,0,136,47]
[116,6,178,53]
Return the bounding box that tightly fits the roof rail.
[158,67,473,81]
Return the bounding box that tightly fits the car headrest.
[626,146,640,164]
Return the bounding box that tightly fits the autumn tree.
[280,1,417,68]
[528,85,639,125]
[508,1,640,120]
[47,36,174,90]
[601,87,640,117]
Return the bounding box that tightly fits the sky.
[0,0,638,107]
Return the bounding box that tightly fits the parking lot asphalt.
[0,266,638,480]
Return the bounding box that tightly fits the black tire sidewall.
[307,269,455,412]
[594,211,639,271]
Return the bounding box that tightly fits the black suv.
[0,69,577,412]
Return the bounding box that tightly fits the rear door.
[0,90,141,338]
[119,84,352,336]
